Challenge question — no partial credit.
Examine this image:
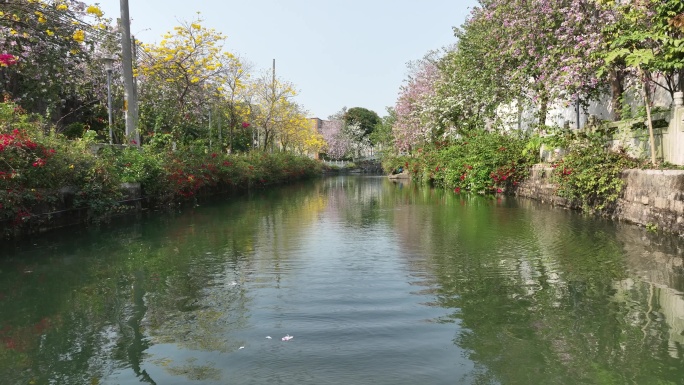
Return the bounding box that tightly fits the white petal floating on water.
[265,336,272,339]
[281,334,293,341]
[239,346,245,350]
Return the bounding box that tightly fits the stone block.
[654,197,668,209]
[674,201,684,214]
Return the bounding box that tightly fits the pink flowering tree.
[0,1,110,131]
[320,119,351,160]
[465,0,609,127]
[392,56,441,152]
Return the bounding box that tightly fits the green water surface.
[1,176,683,385]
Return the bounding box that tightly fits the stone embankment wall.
[516,165,684,236]
[1,183,142,238]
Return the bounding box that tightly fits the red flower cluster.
[168,167,202,198]
[0,54,18,67]
[552,161,572,176]
[489,164,519,194]
[0,171,15,180]
[490,166,515,183]
[0,129,38,152]
[1,129,55,174]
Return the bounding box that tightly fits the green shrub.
[1,108,123,225]
[1,99,322,233]
[550,132,639,212]
[393,131,534,195]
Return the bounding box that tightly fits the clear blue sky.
[99,0,478,119]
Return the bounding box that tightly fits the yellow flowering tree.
[137,17,239,141]
[218,54,251,152]
[251,72,301,151]
[278,102,325,156]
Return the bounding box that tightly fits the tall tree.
[278,103,324,155]
[220,55,251,153]
[320,119,350,160]
[599,0,684,165]
[250,71,298,151]
[440,12,514,133]
[343,107,380,139]
[599,0,684,99]
[392,56,440,151]
[369,107,396,151]
[468,0,608,127]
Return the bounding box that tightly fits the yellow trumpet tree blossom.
[248,73,323,155]
[217,54,251,152]
[250,72,301,151]
[137,16,238,138]
[277,102,324,156]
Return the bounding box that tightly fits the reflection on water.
[0,176,683,384]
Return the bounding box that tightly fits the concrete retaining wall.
[516,165,684,236]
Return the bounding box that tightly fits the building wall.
[496,81,674,132]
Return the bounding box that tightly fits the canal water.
[1,176,683,385]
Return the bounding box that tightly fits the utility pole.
[132,34,139,111]
[120,0,140,146]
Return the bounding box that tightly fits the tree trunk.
[610,69,625,121]
[229,105,236,154]
[639,66,657,166]
[538,89,549,129]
